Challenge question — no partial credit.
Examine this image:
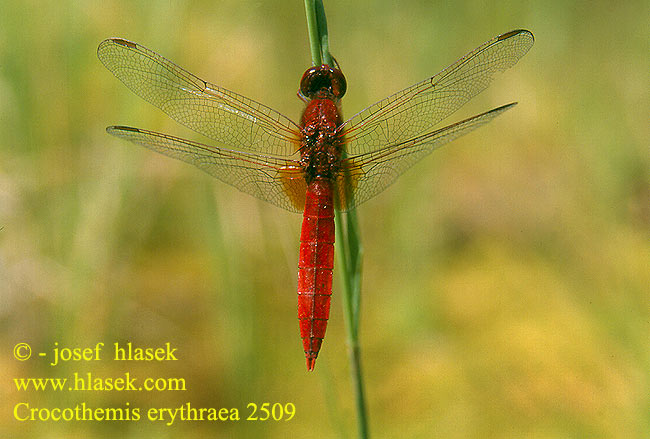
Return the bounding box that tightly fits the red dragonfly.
[98,29,534,371]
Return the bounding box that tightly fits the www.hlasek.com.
[15,372,185,392]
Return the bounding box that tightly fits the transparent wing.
[108,126,304,212]
[341,29,534,155]
[98,38,301,155]
[339,103,516,210]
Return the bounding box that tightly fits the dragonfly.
[98,29,534,371]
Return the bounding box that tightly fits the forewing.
[338,103,516,210]
[98,38,300,155]
[341,30,534,155]
[107,126,304,212]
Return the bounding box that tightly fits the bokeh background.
[1,0,648,437]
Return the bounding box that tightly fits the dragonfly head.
[299,65,347,100]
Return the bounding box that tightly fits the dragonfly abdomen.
[297,177,335,371]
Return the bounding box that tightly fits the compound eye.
[329,68,347,98]
[299,66,321,98]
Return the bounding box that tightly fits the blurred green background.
[1,0,648,438]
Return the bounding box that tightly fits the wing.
[98,38,301,156]
[107,126,305,212]
[337,103,516,210]
[341,29,534,155]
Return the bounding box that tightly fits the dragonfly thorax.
[300,95,344,183]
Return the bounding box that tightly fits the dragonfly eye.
[300,65,347,99]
